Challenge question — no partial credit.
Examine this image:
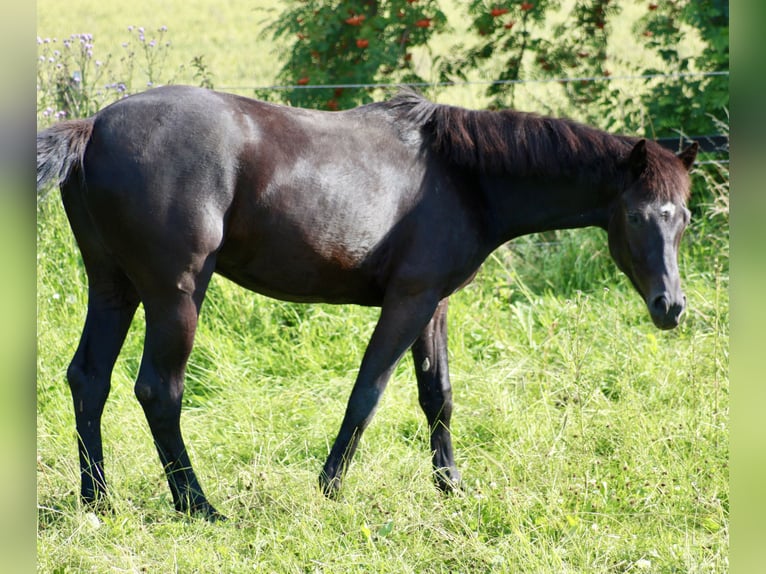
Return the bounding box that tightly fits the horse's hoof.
[204,509,227,523]
[82,493,113,515]
[181,501,227,522]
[434,468,462,494]
[318,473,343,500]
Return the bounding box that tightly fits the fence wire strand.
[218,70,728,93]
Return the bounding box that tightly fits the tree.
[258,0,447,110]
[439,1,619,108]
[261,0,728,137]
[632,0,729,137]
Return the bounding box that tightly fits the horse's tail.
[36,118,95,194]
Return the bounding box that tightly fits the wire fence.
[217,69,729,160]
[217,70,729,94]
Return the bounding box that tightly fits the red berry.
[345,15,365,26]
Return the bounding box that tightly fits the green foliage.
[443,0,621,112]
[262,1,728,137]
[443,0,728,135]
[190,54,215,90]
[633,0,729,136]
[258,0,448,110]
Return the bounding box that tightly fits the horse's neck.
[477,170,615,245]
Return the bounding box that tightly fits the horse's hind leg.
[69,274,139,507]
[132,256,221,520]
[62,184,140,508]
[411,298,461,492]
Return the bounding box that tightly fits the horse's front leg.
[319,288,441,497]
[411,298,461,493]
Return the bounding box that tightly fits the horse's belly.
[217,186,399,305]
[214,241,386,306]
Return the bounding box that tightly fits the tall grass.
[36,197,729,572]
[36,4,728,571]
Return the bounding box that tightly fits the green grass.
[37,195,728,572]
[37,2,728,572]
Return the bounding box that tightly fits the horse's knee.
[134,380,154,404]
[66,360,86,392]
[418,387,453,423]
[134,375,182,424]
[67,358,110,405]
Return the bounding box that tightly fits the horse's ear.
[677,141,699,171]
[627,139,648,179]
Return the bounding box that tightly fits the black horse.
[37,86,697,520]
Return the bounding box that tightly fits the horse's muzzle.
[648,292,686,330]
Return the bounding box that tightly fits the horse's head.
[608,139,698,330]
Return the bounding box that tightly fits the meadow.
[37,1,728,571]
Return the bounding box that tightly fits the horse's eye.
[626,212,641,225]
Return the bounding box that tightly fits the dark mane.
[384,91,689,201]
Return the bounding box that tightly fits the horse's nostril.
[652,294,670,315]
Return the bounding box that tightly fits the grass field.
[37,2,728,571]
